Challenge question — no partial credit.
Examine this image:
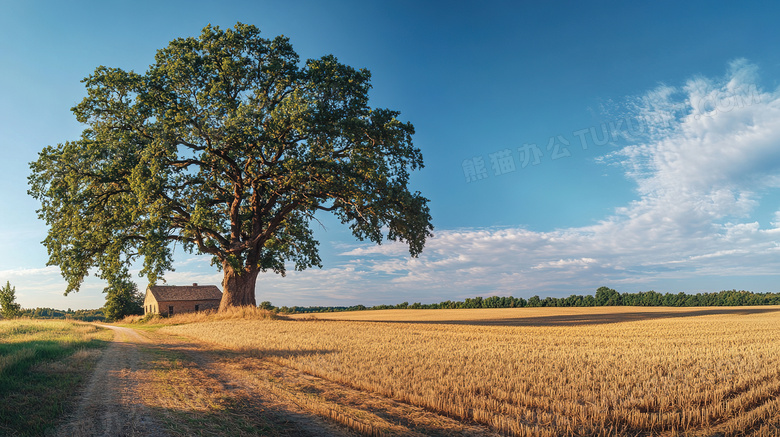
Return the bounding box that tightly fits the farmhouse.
[143,283,222,316]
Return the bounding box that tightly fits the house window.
[195,304,200,312]
[168,306,174,316]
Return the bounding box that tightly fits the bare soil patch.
[55,325,167,437]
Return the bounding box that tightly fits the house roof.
[148,284,222,302]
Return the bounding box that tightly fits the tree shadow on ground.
[134,339,350,437]
[139,338,491,437]
[328,307,780,327]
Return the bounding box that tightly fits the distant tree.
[684,294,701,306]
[527,295,542,307]
[103,278,143,321]
[439,300,455,309]
[0,281,21,319]
[28,23,432,312]
[595,286,621,306]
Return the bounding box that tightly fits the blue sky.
[3,1,780,309]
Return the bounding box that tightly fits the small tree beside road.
[103,278,144,322]
[0,281,21,319]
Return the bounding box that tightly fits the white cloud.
[248,61,780,305]
[0,266,110,310]
[532,258,597,270]
[0,266,61,278]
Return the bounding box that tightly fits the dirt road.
[56,325,168,437]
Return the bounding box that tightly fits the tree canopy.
[28,23,433,310]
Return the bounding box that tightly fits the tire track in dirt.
[56,325,168,437]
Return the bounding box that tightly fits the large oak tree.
[28,23,432,311]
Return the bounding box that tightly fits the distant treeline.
[17,307,106,322]
[11,288,780,319]
[278,288,780,313]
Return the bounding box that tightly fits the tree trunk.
[219,264,259,311]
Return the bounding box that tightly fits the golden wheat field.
[162,307,780,436]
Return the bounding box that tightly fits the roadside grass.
[119,306,280,328]
[0,320,112,436]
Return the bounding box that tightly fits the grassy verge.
[0,320,112,436]
[119,306,280,327]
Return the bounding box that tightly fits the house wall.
[148,299,221,316]
[143,292,158,315]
